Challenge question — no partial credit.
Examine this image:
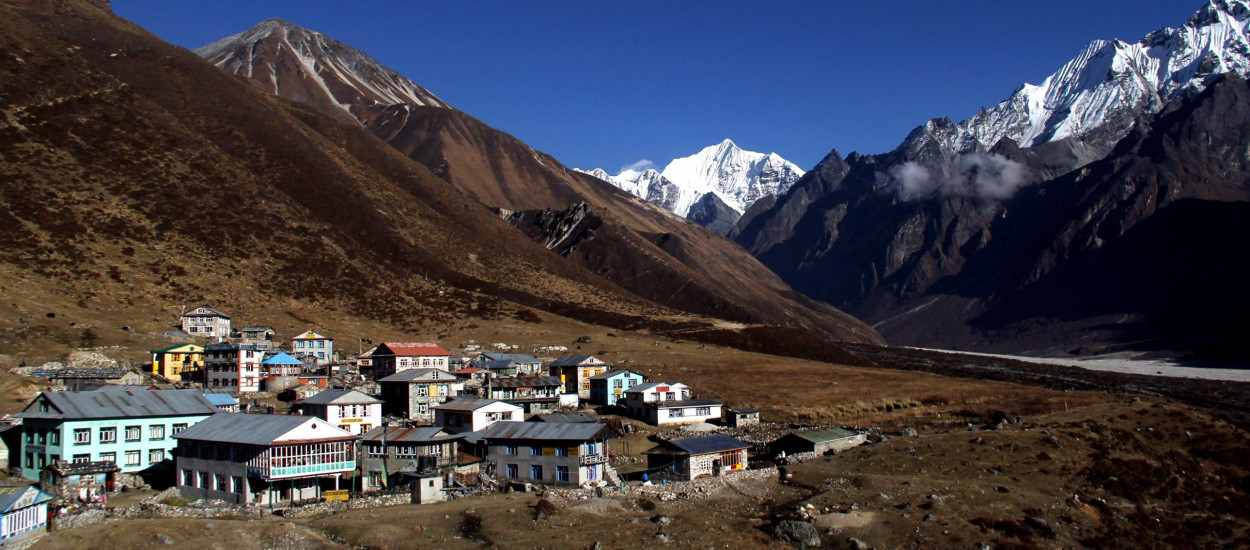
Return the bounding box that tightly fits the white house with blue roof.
[12,389,219,481]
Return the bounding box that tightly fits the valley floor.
[910,346,1250,383]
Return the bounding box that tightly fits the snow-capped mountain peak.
[902,0,1250,160]
[578,141,804,231]
[195,19,449,121]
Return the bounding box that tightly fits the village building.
[644,433,749,481]
[623,382,722,426]
[203,393,239,413]
[770,428,866,457]
[283,383,324,402]
[180,306,231,340]
[292,330,334,365]
[471,353,543,376]
[0,485,52,546]
[150,343,204,382]
[204,343,266,393]
[359,426,467,491]
[548,355,610,399]
[47,368,144,391]
[173,413,357,507]
[530,412,598,423]
[370,342,451,379]
[39,460,120,501]
[355,346,376,372]
[588,369,646,406]
[297,389,382,436]
[476,422,614,487]
[13,389,218,481]
[434,397,522,434]
[452,367,488,383]
[724,408,761,428]
[378,368,463,424]
[261,352,311,392]
[237,326,276,347]
[484,376,563,415]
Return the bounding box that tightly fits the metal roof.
[476,353,540,363]
[787,428,859,444]
[531,412,598,423]
[174,413,356,445]
[0,486,51,513]
[181,306,230,318]
[14,389,218,420]
[588,368,644,380]
[477,359,520,371]
[624,382,688,394]
[240,326,275,333]
[657,434,749,455]
[297,388,381,405]
[488,376,562,389]
[433,396,518,412]
[476,421,610,442]
[49,368,132,380]
[378,368,457,383]
[360,426,461,444]
[729,408,759,414]
[262,352,305,365]
[653,398,720,409]
[548,355,604,367]
[203,394,238,406]
[375,342,450,357]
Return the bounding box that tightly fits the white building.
[204,343,266,393]
[623,382,722,426]
[296,389,382,436]
[180,306,231,339]
[292,330,334,365]
[433,397,522,433]
[370,342,451,379]
[0,485,51,546]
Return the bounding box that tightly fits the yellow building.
[151,343,204,382]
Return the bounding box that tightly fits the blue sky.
[115,1,1203,172]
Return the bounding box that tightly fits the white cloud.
[891,153,1029,201]
[619,159,656,174]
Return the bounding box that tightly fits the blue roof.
[0,486,51,513]
[203,394,238,406]
[262,352,304,365]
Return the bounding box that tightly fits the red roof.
[456,367,485,374]
[380,342,450,357]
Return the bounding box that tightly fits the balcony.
[579,453,608,465]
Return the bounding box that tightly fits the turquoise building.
[13,388,219,481]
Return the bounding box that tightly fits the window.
[25,430,33,444]
[670,408,685,418]
[416,403,429,415]
[556,466,569,482]
[232,476,244,494]
[125,426,141,442]
[696,407,711,416]
[99,427,116,444]
[318,341,325,348]
[368,471,383,487]
[49,430,59,445]
[613,380,622,388]
[360,424,372,433]
[172,423,188,435]
[73,428,91,445]
[530,446,542,456]
[506,464,518,479]
[215,474,226,491]
[150,425,165,441]
[587,464,598,480]
[72,454,90,463]
[24,453,33,469]
[505,445,517,455]
[182,469,194,487]
[198,471,210,488]
[586,442,597,455]
[530,465,543,480]
[555,447,569,457]
[100,451,116,464]
[149,448,165,464]
[125,450,140,467]
[416,385,429,397]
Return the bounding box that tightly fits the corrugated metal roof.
[203,394,238,406]
[173,413,355,445]
[476,421,609,442]
[661,434,749,455]
[588,368,643,380]
[297,389,381,405]
[433,397,518,412]
[729,408,759,414]
[360,426,461,443]
[489,376,562,389]
[624,382,688,394]
[0,486,51,514]
[478,359,520,370]
[477,353,540,363]
[14,389,218,420]
[790,428,858,444]
[653,398,720,408]
[181,305,230,318]
[378,368,456,383]
[262,352,304,365]
[548,355,603,367]
[376,342,450,357]
[531,412,598,423]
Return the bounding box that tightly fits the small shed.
[644,433,749,481]
[724,408,760,428]
[39,460,120,501]
[770,428,866,457]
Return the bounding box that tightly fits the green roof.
[791,428,858,444]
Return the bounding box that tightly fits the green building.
[13,388,219,481]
